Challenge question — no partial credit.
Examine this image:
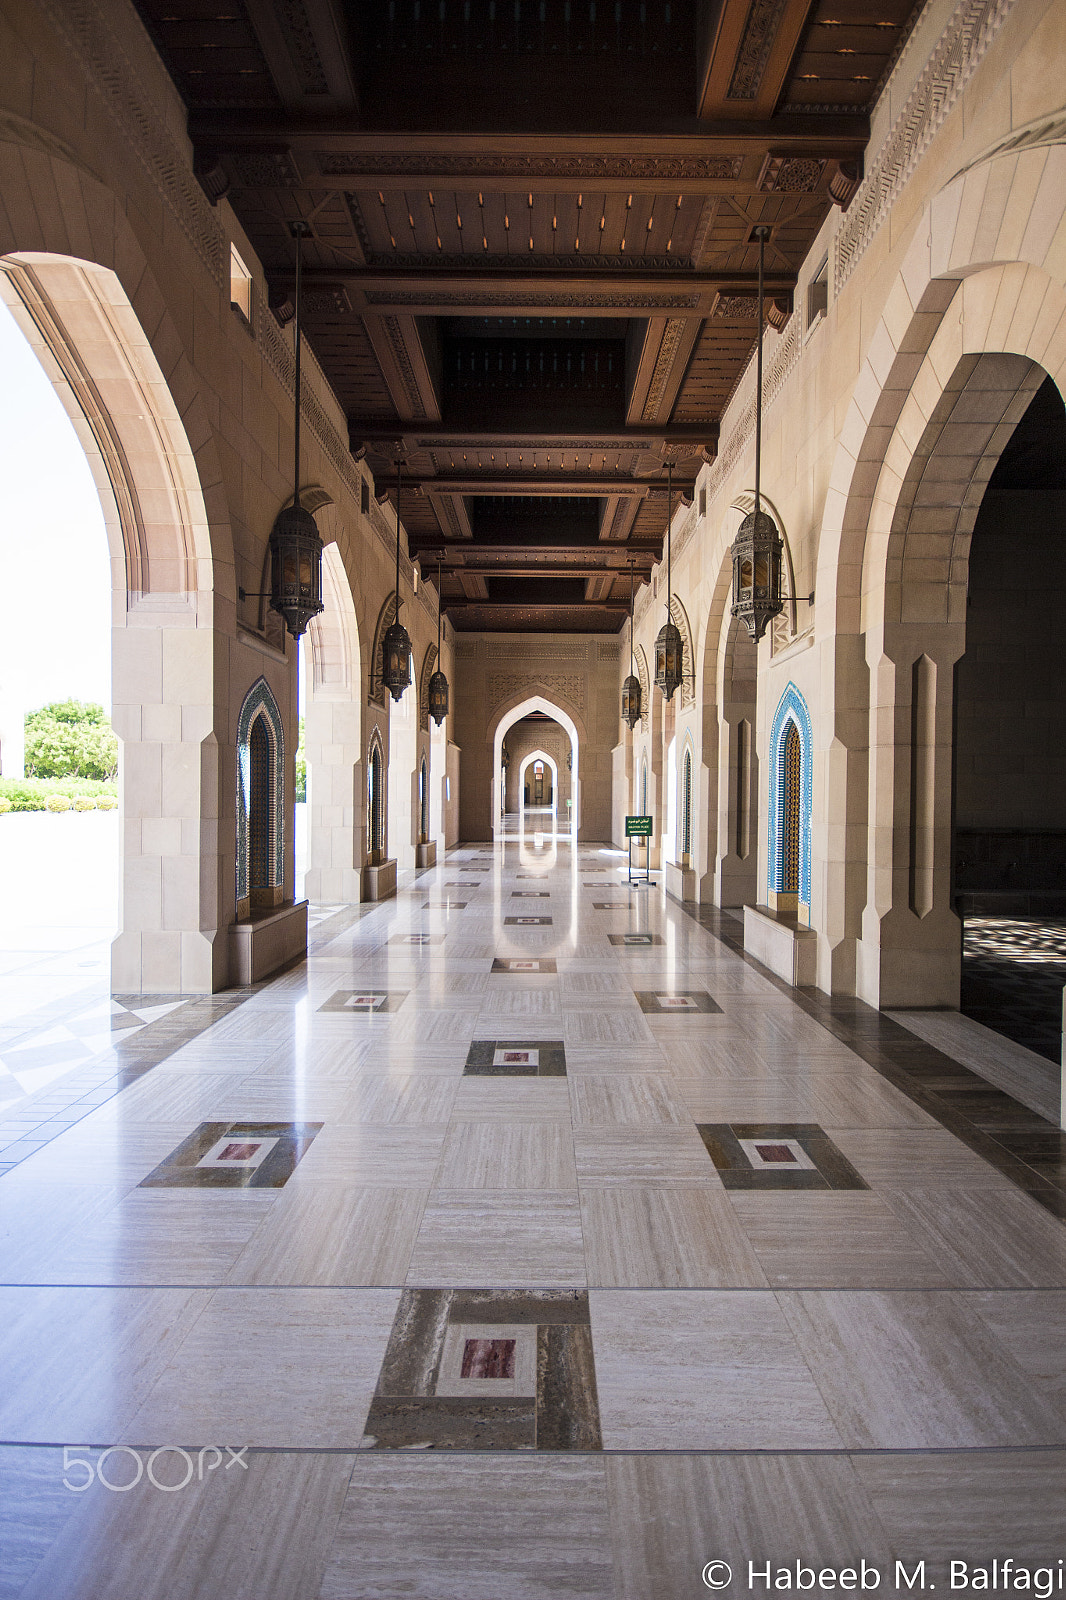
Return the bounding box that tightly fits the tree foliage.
[24,700,119,781]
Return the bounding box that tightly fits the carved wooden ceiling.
[134,0,920,631]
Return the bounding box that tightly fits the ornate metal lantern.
[428,556,449,725]
[382,461,412,701]
[655,464,684,702]
[268,221,323,640]
[622,558,642,729]
[730,224,784,643]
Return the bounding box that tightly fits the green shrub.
[0,797,11,814]
[96,795,118,811]
[295,716,306,804]
[24,699,118,781]
[44,794,71,812]
[73,795,97,812]
[0,777,118,813]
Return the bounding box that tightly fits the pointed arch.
[368,592,400,709]
[236,678,285,914]
[418,643,438,732]
[767,683,812,917]
[491,695,581,840]
[366,727,386,864]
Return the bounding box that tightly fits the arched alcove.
[0,252,225,991]
[767,682,813,926]
[236,678,285,919]
[491,695,580,841]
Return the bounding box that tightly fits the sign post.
[625,814,654,886]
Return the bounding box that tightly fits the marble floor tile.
[435,1122,578,1189]
[26,1189,280,1286]
[574,1127,720,1187]
[679,1084,822,1121]
[5,1122,197,1187]
[286,1123,447,1187]
[10,1448,357,1600]
[0,1182,129,1280]
[122,1287,401,1447]
[851,1451,1066,1564]
[606,1453,895,1600]
[477,986,562,1016]
[569,1074,692,1127]
[806,1072,941,1129]
[825,1126,1019,1189]
[0,1286,210,1442]
[779,1289,1066,1447]
[964,1290,1066,1406]
[589,1289,842,1450]
[407,1191,586,1287]
[453,1077,573,1120]
[226,1185,428,1286]
[880,1187,1066,1286]
[338,1073,460,1125]
[728,1192,950,1287]
[581,1187,768,1287]
[321,1457,614,1600]
[562,1010,655,1045]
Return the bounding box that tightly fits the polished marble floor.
[2,836,1066,1599]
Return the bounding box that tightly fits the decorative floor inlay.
[422,901,467,910]
[634,990,722,1013]
[512,891,550,898]
[442,881,477,887]
[464,1040,567,1076]
[362,1288,601,1450]
[390,934,445,946]
[317,990,409,1013]
[592,902,630,910]
[608,933,664,947]
[696,1122,868,1190]
[140,1120,322,1188]
[504,916,553,927]
[491,958,558,973]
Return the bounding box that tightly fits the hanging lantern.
[731,507,783,642]
[428,668,449,724]
[731,223,785,643]
[428,555,449,724]
[268,220,323,640]
[655,464,684,702]
[655,616,684,701]
[622,673,642,728]
[382,461,412,701]
[622,556,642,728]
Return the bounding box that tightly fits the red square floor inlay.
[461,1338,516,1379]
[219,1142,262,1162]
[753,1143,799,1163]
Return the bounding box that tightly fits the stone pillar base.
[743,904,818,987]
[362,860,397,901]
[415,841,437,868]
[229,901,308,986]
[665,862,698,902]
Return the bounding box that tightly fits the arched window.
[236,678,285,917]
[781,722,801,895]
[682,747,692,860]
[419,755,429,842]
[767,683,812,922]
[367,739,384,865]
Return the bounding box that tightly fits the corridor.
[1,842,1065,1597]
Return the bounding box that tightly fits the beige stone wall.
[453,634,619,841]
[621,0,1066,1004]
[0,0,455,986]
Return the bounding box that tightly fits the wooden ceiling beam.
[404,475,690,496]
[190,120,870,177]
[290,268,796,313]
[356,423,717,454]
[698,0,819,123]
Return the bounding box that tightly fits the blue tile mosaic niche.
[766,681,812,910]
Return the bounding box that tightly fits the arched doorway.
[0,253,223,993]
[491,695,580,841]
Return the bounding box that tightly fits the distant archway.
[491,696,580,840]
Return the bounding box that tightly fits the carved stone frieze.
[758,155,826,193]
[488,673,587,716]
[367,291,703,310]
[833,0,1017,294]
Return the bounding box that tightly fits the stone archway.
[0,253,226,992]
[304,535,362,903]
[817,135,1066,1005]
[491,695,580,841]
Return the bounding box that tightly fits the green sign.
[625,814,653,838]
